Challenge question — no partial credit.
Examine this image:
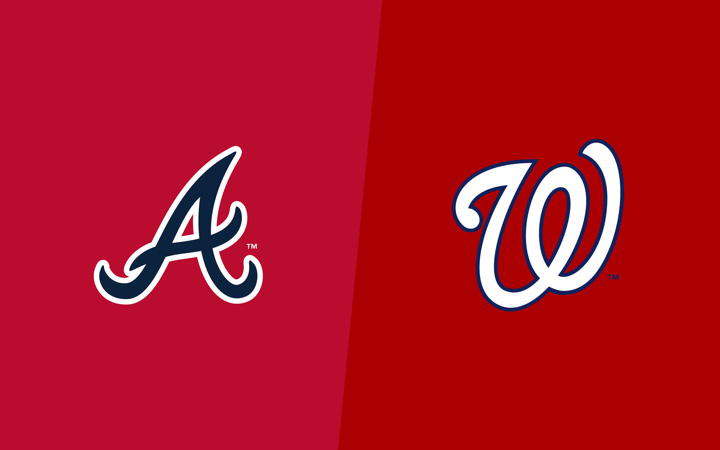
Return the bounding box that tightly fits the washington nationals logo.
[453,140,623,310]
[94,147,263,305]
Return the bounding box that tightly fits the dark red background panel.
[340,1,717,448]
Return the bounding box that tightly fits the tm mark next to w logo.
[94,147,263,305]
[453,140,623,311]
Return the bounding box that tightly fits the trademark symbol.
[607,274,620,281]
[247,243,258,250]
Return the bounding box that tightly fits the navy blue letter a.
[94,147,263,304]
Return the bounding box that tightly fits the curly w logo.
[453,140,623,310]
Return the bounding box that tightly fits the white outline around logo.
[94,147,263,305]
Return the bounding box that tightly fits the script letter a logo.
[94,147,263,305]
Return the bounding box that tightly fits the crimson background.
[339,1,718,448]
[1,1,380,448]
[2,1,718,448]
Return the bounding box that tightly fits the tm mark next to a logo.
[453,140,623,311]
[94,147,263,305]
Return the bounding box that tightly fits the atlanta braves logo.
[453,140,623,310]
[94,147,263,305]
